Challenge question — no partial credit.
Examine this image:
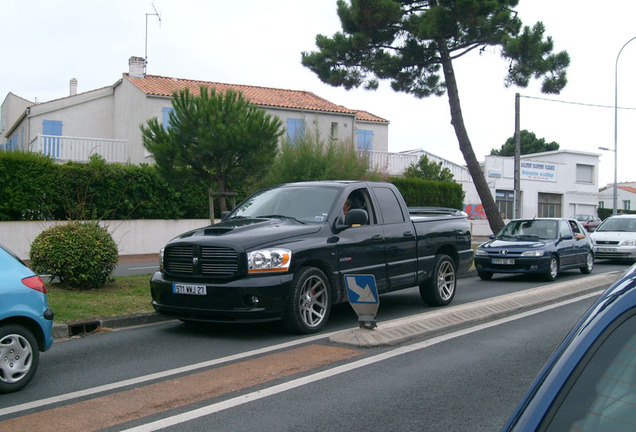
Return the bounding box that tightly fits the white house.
[599,183,636,212]
[1,57,389,164]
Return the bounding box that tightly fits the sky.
[3,0,636,188]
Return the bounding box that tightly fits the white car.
[590,214,636,260]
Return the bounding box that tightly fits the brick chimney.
[129,56,146,78]
[70,78,78,96]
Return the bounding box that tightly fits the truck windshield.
[229,186,340,223]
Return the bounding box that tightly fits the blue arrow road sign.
[344,274,379,328]
[345,274,378,304]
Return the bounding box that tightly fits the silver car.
[590,214,636,260]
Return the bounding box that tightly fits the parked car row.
[474,214,636,282]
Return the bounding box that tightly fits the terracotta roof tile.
[618,185,636,194]
[125,74,388,123]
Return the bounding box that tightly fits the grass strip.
[46,274,154,323]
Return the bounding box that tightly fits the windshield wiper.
[256,214,306,224]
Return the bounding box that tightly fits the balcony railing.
[360,149,470,181]
[29,134,127,163]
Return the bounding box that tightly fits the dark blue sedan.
[474,218,594,281]
[502,263,636,431]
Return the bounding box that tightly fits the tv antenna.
[145,3,162,74]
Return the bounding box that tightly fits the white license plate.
[492,258,515,265]
[597,247,615,253]
[173,283,207,295]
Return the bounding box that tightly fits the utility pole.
[514,93,521,218]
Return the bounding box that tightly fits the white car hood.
[591,231,636,242]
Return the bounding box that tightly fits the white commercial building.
[462,150,601,226]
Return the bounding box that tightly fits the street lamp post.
[613,36,636,215]
[598,146,615,211]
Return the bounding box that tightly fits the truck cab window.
[372,187,406,224]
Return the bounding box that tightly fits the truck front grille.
[164,245,240,278]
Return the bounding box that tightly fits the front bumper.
[594,245,636,260]
[150,271,295,323]
[474,255,552,274]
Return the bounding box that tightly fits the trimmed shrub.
[30,222,119,289]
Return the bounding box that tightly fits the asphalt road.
[0,261,629,431]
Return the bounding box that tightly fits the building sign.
[521,161,557,182]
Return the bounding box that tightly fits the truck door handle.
[371,235,384,241]
[403,231,414,237]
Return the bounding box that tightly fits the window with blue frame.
[42,120,62,158]
[162,107,175,130]
[286,118,305,144]
[357,129,373,150]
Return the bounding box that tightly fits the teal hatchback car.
[0,244,54,393]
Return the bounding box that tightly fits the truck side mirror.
[346,209,369,226]
[333,208,369,233]
[220,211,231,220]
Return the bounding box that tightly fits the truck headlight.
[159,248,165,270]
[248,249,292,273]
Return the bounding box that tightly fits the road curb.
[52,313,172,339]
[329,272,622,348]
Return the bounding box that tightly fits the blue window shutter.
[42,120,62,158]
[42,120,62,136]
[357,129,374,150]
[162,107,175,130]
[286,118,305,144]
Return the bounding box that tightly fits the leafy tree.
[261,121,383,186]
[491,129,559,156]
[302,0,569,234]
[141,86,284,221]
[404,154,455,182]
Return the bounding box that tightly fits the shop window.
[538,193,562,217]
[496,189,514,219]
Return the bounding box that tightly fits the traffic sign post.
[344,274,379,329]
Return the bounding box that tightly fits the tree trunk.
[437,39,505,235]
[216,171,228,213]
[208,186,215,225]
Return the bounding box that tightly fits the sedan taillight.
[22,275,47,293]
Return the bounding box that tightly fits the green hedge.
[0,152,209,221]
[0,152,464,221]
[390,177,465,210]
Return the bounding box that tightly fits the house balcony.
[28,134,127,163]
[360,149,470,181]
[4,135,469,181]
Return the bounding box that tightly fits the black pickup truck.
[150,181,473,333]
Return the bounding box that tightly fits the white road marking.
[121,292,602,432]
[0,331,339,417]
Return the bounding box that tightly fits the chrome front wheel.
[284,267,331,334]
